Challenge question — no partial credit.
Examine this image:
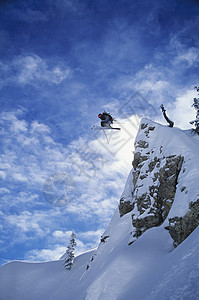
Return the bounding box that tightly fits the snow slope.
[1,119,199,300]
[1,212,199,300]
[0,249,95,300]
[84,211,199,300]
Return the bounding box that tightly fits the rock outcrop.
[119,118,199,247]
[166,199,199,247]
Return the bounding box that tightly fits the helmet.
[98,114,102,118]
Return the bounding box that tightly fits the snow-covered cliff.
[119,118,199,247]
[1,118,199,300]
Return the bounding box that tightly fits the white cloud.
[0,171,6,180]
[1,110,28,133]
[14,55,70,85]
[169,89,196,130]
[0,55,70,89]
[25,245,67,262]
[0,188,10,194]
[78,229,104,241]
[173,47,199,67]
[5,211,45,235]
[2,209,63,252]
[53,230,72,239]
[30,121,51,134]
[12,173,27,183]
[0,110,70,188]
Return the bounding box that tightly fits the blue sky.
[0,0,199,265]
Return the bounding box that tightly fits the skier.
[98,111,114,128]
[91,111,120,131]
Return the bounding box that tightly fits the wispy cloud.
[15,55,70,85]
[5,211,45,235]
[25,245,67,261]
[173,47,199,67]
[12,8,48,23]
[0,55,70,89]
[0,109,69,188]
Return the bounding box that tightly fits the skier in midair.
[98,111,114,128]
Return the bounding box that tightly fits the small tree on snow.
[64,232,77,270]
[190,86,199,134]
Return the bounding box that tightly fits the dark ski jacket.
[98,112,113,123]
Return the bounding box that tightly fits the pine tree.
[64,232,77,270]
[190,86,199,134]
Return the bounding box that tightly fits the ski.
[91,125,121,130]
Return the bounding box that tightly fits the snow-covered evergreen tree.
[190,86,199,134]
[64,232,77,270]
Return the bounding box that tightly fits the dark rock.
[144,126,155,137]
[180,186,186,192]
[130,147,184,240]
[132,151,149,170]
[135,140,149,149]
[141,123,148,130]
[132,213,163,238]
[148,126,155,131]
[148,156,160,172]
[167,199,199,247]
[158,155,184,219]
[119,197,134,217]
